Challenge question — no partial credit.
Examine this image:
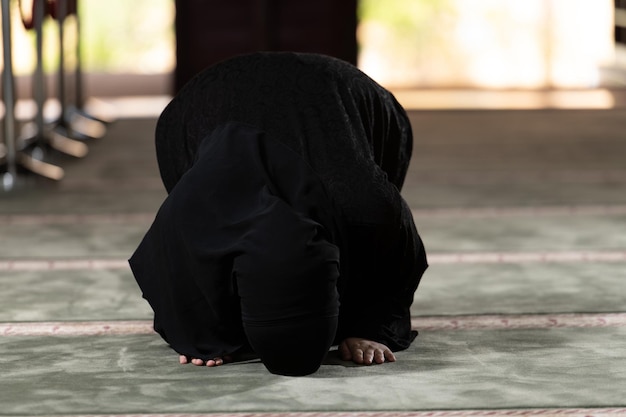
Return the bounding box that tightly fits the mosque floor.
[1,105,625,416]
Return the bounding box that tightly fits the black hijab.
[155,52,413,223]
[130,52,427,376]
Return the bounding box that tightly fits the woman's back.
[155,52,413,224]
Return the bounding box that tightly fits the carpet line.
[2,204,626,225]
[0,212,156,225]
[410,204,626,219]
[412,312,626,331]
[426,251,626,264]
[6,408,626,417]
[2,313,625,336]
[411,170,626,185]
[1,251,625,272]
[0,259,130,271]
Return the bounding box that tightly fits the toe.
[363,349,375,365]
[206,358,224,367]
[353,348,364,364]
[338,342,352,361]
[374,350,385,364]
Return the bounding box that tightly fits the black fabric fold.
[130,52,428,373]
[130,123,341,360]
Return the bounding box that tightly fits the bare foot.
[179,354,233,367]
[338,337,396,365]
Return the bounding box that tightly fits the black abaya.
[129,52,427,376]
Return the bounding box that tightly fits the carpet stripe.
[2,250,625,272]
[427,251,626,264]
[411,170,626,184]
[0,320,154,336]
[0,259,130,271]
[3,313,626,336]
[2,205,626,225]
[412,313,626,331]
[411,204,626,219]
[0,251,626,272]
[8,408,626,417]
[0,213,155,225]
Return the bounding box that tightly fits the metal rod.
[2,0,17,182]
[74,0,84,109]
[33,0,45,136]
[57,0,67,123]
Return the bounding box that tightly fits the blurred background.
[3,0,625,104]
[1,0,625,185]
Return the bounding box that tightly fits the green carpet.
[1,328,625,414]
[0,269,150,321]
[1,110,625,415]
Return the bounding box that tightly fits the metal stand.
[53,0,108,141]
[19,0,88,160]
[18,0,111,165]
[2,0,64,190]
[68,0,113,129]
[3,0,114,190]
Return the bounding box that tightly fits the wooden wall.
[174,0,358,92]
